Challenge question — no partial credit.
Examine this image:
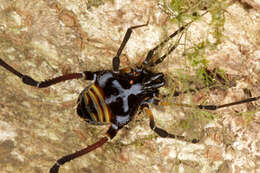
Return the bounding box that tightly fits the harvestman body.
[0,18,259,173]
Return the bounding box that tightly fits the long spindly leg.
[174,96,260,110]
[50,125,118,173]
[112,22,148,72]
[149,31,184,67]
[144,107,199,143]
[141,11,208,67]
[0,58,95,88]
[141,23,188,67]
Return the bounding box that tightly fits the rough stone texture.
[0,0,259,173]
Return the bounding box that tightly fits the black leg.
[0,58,95,88]
[50,125,118,173]
[141,23,189,67]
[145,96,259,143]
[144,107,199,143]
[173,96,260,110]
[149,32,184,67]
[141,11,208,67]
[113,22,148,72]
[50,137,108,173]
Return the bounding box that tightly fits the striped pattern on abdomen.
[78,84,112,123]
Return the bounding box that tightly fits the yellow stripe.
[84,92,98,122]
[88,86,104,122]
[91,84,111,122]
[84,92,90,104]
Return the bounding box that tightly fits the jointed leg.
[149,32,184,67]
[50,125,118,173]
[113,22,148,72]
[141,11,208,67]
[0,58,95,88]
[141,22,190,67]
[172,96,260,110]
[144,107,199,143]
[144,96,259,143]
[50,137,108,173]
